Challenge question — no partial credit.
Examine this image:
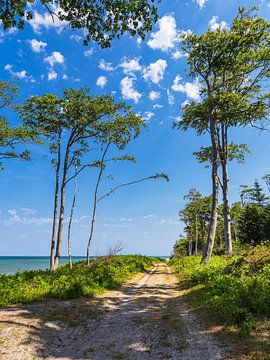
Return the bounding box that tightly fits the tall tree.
[0,0,160,47]
[176,7,270,263]
[19,88,141,269]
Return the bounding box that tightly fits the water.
[0,256,86,274]
[0,255,169,275]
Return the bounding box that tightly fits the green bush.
[0,255,153,306]
[170,246,270,334]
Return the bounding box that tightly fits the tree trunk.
[201,219,206,257]
[86,143,110,265]
[194,214,198,255]
[221,124,232,255]
[67,169,78,270]
[54,137,73,269]
[201,119,219,264]
[50,131,61,271]
[188,237,193,256]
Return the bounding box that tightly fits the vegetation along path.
[0,262,225,359]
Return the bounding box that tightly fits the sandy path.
[0,262,225,359]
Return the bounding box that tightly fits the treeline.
[175,178,270,258]
[174,7,270,262]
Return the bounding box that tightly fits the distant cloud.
[171,50,186,60]
[119,57,142,75]
[141,111,155,122]
[153,104,163,109]
[172,75,200,101]
[96,76,107,88]
[143,59,167,84]
[29,9,66,34]
[0,22,17,43]
[195,0,207,9]
[5,209,52,226]
[70,34,82,42]
[147,15,179,52]
[48,70,57,81]
[149,91,161,101]
[99,59,116,71]
[44,51,65,67]
[209,16,229,31]
[28,39,47,53]
[4,64,35,82]
[120,76,142,103]
[84,48,95,57]
[167,89,175,105]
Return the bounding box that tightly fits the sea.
[0,255,169,275]
[0,256,86,274]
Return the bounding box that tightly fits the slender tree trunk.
[194,214,198,255]
[54,137,74,269]
[50,131,61,271]
[188,237,193,256]
[86,143,110,265]
[201,219,206,257]
[221,124,232,255]
[201,119,219,264]
[67,169,78,270]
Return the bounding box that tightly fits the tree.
[0,81,36,171]
[263,174,270,193]
[19,87,142,269]
[0,0,160,47]
[176,7,270,263]
[240,180,269,207]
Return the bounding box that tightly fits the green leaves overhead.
[0,0,160,47]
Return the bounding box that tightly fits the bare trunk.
[201,220,206,257]
[67,170,78,270]
[50,131,61,271]
[54,136,74,269]
[188,237,193,256]
[221,124,232,255]
[86,143,110,265]
[201,119,219,264]
[194,215,198,255]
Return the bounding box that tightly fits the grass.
[0,255,154,307]
[170,244,270,359]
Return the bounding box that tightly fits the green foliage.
[0,255,153,306]
[0,0,160,47]
[170,245,270,334]
[0,81,38,171]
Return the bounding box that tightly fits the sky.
[0,0,270,257]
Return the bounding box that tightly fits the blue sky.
[0,0,270,257]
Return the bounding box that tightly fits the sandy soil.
[0,262,225,359]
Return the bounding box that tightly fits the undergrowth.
[0,255,153,306]
[170,244,270,334]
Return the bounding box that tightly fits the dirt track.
[0,262,225,359]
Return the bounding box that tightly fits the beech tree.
[0,0,160,47]
[19,88,141,269]
[176,7,270,263]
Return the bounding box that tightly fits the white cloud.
[167,89,175,105]
[172,75,201,101]
[153,104,163,109]
[48,70,57,81]
[209,16,228,31]
[28,39,47,53]
[99,59,116,71]
[44,51,65,67]
[147,15,179,52]
[21,208,36,215]
[143,59,167,84]
[0,22,18,43]
[70,34,82,42]
[29,9,66,34]
[171,50,186,60]
[119,57,142,75]
[142,111,155,122]
[195,0,207,9]
[149,91,161,101]
[4,64,34,82]
[96,76,107,88]
[84,48,95,57]
[120,77,142,103]
[62,74,68,80]
[5,209,52,226]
